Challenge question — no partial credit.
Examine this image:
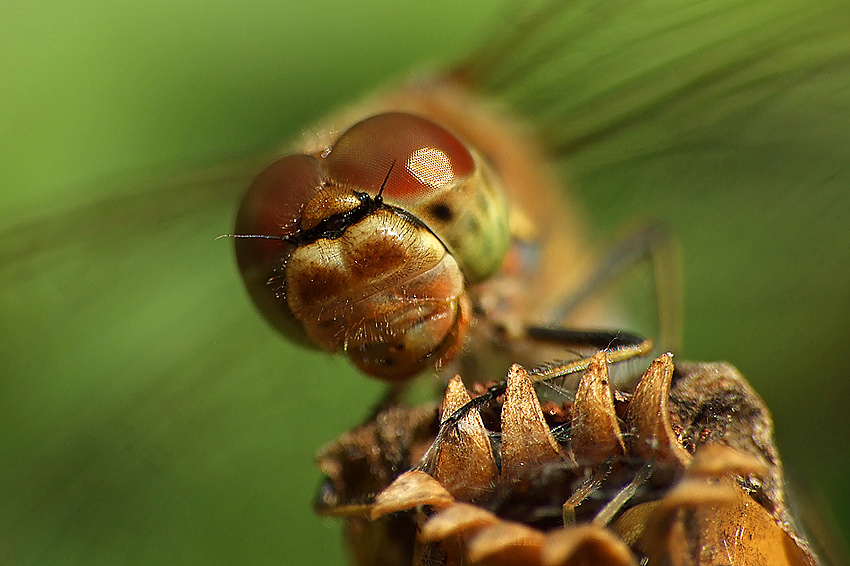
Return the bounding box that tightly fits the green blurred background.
[1,0,848,564]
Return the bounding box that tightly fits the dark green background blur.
[1,0,848,564]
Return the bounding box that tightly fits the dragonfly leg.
[428,331,655,463]
[544,223,682,353]
[523,328,654,384]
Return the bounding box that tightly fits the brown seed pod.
[315,355,820,565]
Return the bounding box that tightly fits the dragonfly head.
[233,112,508,380]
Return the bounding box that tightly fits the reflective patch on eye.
[407,147,453,188]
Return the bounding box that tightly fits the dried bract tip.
[688,443,770,478]
[542,525,638,566]
[501,363,570,481]
[421,502,500,541]
[571,351,625,464]
[434,376,498,500]
[371,470,454,519]
[466,520,545,564]
[658,477,739,510]
[627,354,691,469]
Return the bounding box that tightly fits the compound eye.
[235,154,324,269]
[234,154,325,347]
[325,113,474,202]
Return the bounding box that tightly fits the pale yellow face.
[234,112,510,380]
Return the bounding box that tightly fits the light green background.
[2,0,848,564]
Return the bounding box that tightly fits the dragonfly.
[227,83,673,386]
[2,1,849,565]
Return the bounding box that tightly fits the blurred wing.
[461,0,850,376]
[0,153,379,562]
[460,0,850,558]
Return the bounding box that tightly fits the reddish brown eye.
[235,154,325,239]
[234,153,324,346]
[325,113,474,201]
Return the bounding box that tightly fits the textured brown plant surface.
[316,354,819,565]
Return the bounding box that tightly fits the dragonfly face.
[234,112,510,380]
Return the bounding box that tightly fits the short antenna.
[375,159,396,204]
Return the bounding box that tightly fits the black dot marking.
[429,202,454,222]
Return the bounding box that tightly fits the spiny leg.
[424,329,654,467]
